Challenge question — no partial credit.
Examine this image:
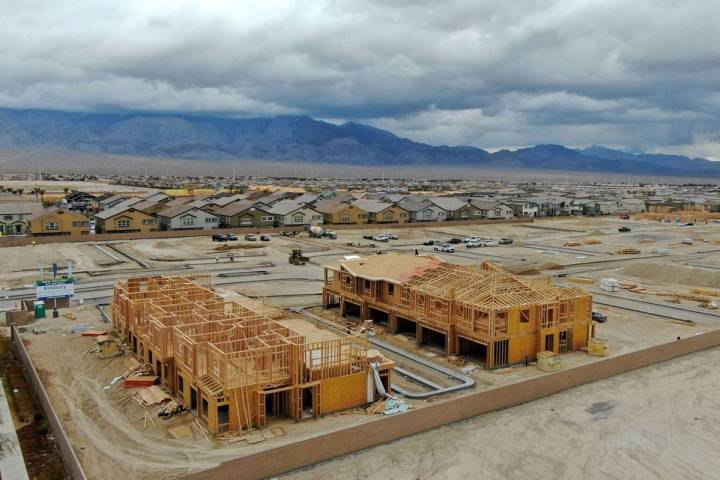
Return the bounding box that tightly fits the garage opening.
[265,390,288,420]
[458,337,488,366]
[369,307,388,326]
[396,317,416,336]
[421,327,446,352]
[343,301,361,320]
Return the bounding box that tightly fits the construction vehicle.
[289,249,309,265]
[308,225,337,239]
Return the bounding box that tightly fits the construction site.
[2,214,720,479]
[112,273,392,436]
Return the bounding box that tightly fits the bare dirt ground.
[282,346,720,480]
[7,215,720,478]
[0,243,126,288]
[0,333,66,479]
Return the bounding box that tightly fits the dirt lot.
[282,345,720,480]
[0,333,66,479]
[5,215,720,478]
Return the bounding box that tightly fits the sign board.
[36,278,75,300]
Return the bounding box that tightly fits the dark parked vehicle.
[212,234,228,242]
[423,240,436,246]
[592,310,608,323]
[363,235,374,240]
[618,226,631,232]
[499,238,514,245]
[226,234,238,241]
[449,238,463,244]
[260,235,271,241]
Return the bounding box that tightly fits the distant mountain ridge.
[0,107,716,176]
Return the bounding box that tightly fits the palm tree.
[32,187,40,202]
[39,189,46,203]
[63,187,70,195]
[16,188,24,197]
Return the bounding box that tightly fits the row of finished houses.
[26,189,516,236]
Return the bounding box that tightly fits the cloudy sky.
[1,0,719,158]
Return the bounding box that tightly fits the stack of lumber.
[616,247,641,255]
[691,287,720,297]
[364,399,388,415]
[582,239,602,245]
[567,276,595,285]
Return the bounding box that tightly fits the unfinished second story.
[322,253,592,364]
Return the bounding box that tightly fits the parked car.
[323,231,337,239]
[434,244,455,253]
[592,310,608,323]
[462,236,480,243]
[226,234,238,241]
[499,237,514,245]
[449,238,463,244]
[373,235,390,242]
[382,232,398,240]
[423,240,437,246]
[212,234,228,242]
[483,239,499,247]
[618,226,631,232]
[260,235,271,241]
[244,234,257,241]
[466,240,482,248]
[363,235,374,240]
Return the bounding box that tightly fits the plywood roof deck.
[329,252,445,283]
[277,318,341,343]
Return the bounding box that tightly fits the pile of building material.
[563,241,582,247]
[537,351,561,372]
[600,278,620,292]
[567,276,595,285]
[618,281,647,293]
[691,287,720,297]
[582,239,602,245]
[615,247,641,255]
[587,338,609,357]
[363,397,409,416]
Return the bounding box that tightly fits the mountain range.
[0,107,716,176]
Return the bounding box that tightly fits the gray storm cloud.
[0,0,719,158]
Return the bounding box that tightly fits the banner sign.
[36,278,75,300]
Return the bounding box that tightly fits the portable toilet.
[33,300,46,319]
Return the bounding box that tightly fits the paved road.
[0,270,323,308]
[587,290,720,323]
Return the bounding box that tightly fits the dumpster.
[33,300,46,319]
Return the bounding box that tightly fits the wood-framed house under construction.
[322,253,592,369]
[112,274,393,435]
